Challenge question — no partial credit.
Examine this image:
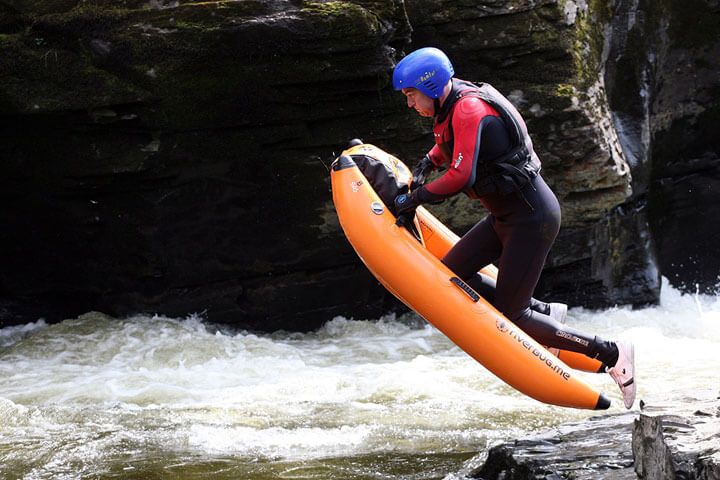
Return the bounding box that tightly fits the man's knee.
[502,305,532,324]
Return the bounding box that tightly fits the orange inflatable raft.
[331,143,609,410]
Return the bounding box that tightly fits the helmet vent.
[422,80,438,94]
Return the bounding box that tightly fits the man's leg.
[441,216,502,279]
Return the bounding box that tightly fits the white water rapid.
[1,278,718,479]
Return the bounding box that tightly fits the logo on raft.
[496,319,509,333]
[351,180,364,192]
[496,319,571,381]
[371,202,384,215]
[418,219,434,236]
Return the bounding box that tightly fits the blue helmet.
[392,47,454,99]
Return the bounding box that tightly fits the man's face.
[402,88,434,117]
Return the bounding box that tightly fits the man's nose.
[406,97,415,109]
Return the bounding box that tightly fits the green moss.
[569,0,611,90]
[301,0,377,25]
[555,83,575,97]
[301,1,361,16]
[299,0,382,37]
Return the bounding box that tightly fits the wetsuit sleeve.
[423,97,495,200]
[427,144,446,167]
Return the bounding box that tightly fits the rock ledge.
[453,395,720,480]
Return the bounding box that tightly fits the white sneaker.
[607,341,636,409]
[548,302,568,324]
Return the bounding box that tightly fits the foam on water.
[0,279,718,478]
[0,319,47,347]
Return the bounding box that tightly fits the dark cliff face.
[604,0,720,294]
[0,0,716,329]
[0,0,412,329]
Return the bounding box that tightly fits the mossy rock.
[0,29,149,113]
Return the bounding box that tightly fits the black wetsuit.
[413,79,617,365]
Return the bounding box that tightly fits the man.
[391,47,636,409]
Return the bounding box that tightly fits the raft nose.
[332,154,356,171]
[594,393,611,410]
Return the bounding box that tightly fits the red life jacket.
[428,79,541,198]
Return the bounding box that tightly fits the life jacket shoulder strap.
[452,81,525,149]
[438,79,541,198]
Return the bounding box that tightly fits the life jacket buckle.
[523,163,538,178]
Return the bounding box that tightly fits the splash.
[0,280,717,479]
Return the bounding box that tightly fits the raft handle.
[450,277,481,302]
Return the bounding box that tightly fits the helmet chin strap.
[432,80,452,117]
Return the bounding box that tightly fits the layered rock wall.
[0,0,717,329]
[0,0,412,329]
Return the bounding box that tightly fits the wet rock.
[455,396,720,480]
[633,398,720,479]
[460,413,637,479]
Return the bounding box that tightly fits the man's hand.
[412,155,435,187]
[393,191,420,216]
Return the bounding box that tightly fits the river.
[1,278,718,480]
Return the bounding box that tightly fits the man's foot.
[607,341,636,409]
[548,302,568,324]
